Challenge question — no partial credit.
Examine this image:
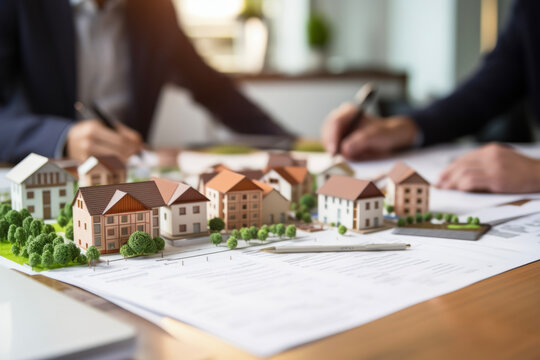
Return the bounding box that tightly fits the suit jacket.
[410,0,539,146]
[0,0,290,163]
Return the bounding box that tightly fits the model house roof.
[319,162,355,176]
[205,170,262,194]
[316,175,384,201]
[74,181,166,215]
[78,155,125,176]
[267,166,309,185]
[199,170,263,186]
[265,152,306,171]
[152,177,209,206]
[387,162,429,185]
[6,153,76,184]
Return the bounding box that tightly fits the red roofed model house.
[72,181,165,254]
[386,162,430,216]
[260,166,311,204]
[78,155,127,187]
[317,175,384,230]
[205,170,263,231]
[152,177,210,238]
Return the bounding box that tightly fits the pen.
[74,101,117,130]
[334,83,377,156]
[260,243,411,253]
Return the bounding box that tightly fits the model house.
[253,180,290,224]
[260,166,311,204]
[386,162,430,216]
[316,162,355,188]
[78,155,126,187]
[6,153,76,220]
[265,152,306,172]
[317,175,384,230]
[152,177,209,238]
[205,170,263,231]
[198,169,263,195]
[72,181,165,254]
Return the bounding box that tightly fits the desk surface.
[29,259,540,360]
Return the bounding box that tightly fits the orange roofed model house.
[260,166,311,204]
[317,175,384,230]
[152,177,209,238]
[386,162,430,216]
[205,170,263,231]
[78,155,126,187]
[72,181,165,254]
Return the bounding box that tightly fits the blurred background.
[150,0,528,148]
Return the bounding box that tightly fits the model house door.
[374,217,379,227]
[269,214,274,224]
[193,223,200,233]
[337,209,341,225]
[42,190,51,219]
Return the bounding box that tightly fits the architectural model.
[6,153,77,220]
[253,180,290,225]
[205,170,264,231]
[386,162,430,216]
[72,181,165,253]
[260,166,311,203]
[317,175,384,230]
[152,177,210,238]
[198,169,263,195]
[316,161,354,187]
[78,155,127,187]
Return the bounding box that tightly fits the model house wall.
[78,156,127,187]
[316,162,355,188]
[260,167,311,204]
[6,153,76,220]
[253,180,289,225]
[386,162,430,216]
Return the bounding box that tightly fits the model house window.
[94,224,100,234]
[280,213,286,223]
[28,206,34,213]
[108,242,116,250]
[193,206,200,214]
[252,194,258,200]
[179,207,186,215]
[325,203,328,210]
[60,203,65,210]
[229,205,235,211]
[242,204,247,210]
[242,194,247,200]
[153,209,158,215]
[416,209,422,214]
[253,204,257,209]
[230,215,236,220]
[179,224,187,232]
[84,223,87,230]
[56,173,59,184]
[375,201,379,209]
[137,213,143,221]
[37,173,41,184]
[405,199,410,204]
[121,227,129,236]
[417,188,423,194]
[405,188,410,193]
[231,196,236,201]
[365,202,370,210]
[27,191,34,199]
[137,225,144,231]
[91,175,100,185]
[107,216,114,224]
[253,213,257,218]
[93,216,100,223]
[121,215,128,223]
[242,214,247,219]
[59,189,66,196]
[164,213,167,220]
[405,209,410,214]
[269,178,279,184]
[365,219,370,227]
[94,236,101,246]
[107,228,114,236]
[78,220,81,227]
[417,199,422,204]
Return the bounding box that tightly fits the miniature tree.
[43,243,54,254]
[302,212,312,223]
[5,210,22,227]
[423,212,432,222]
[268,224,277,235]
[257,229,268,242]
[15,227,27,247]
[20,246,28,257]
[451,215,459,223]
[11,243,20,256]
[208,217,225,233]
[466,216,473,224]
[66,242,80,261]
[261,224,269,232]
[22,216,33,232]
[231,229,241,238]
[210,232,223,246]
[7,224,17,243]
[397,218,406,227]
[29,219,43,237]
[63,203,73,218]
[338,225,347,235]
[153,237,165,252]
[42,224,55,234]
[41,250,53,268]
[144,236,157,255]
[285,225,297,239]
[299,194,316,210]
[406,216,414,224]
[0,203,11,217]
[249,226,258,239]
[57,215,68,228]
[53,236,64,247]
[20,208,31,220]
[27,238,45,256]
[86,246,100,266]
[290,202,298,211]
[0,219,9,241]
[120,244,135,259]
[240,228,252,242]
[65,224,74,241]
[385,205,394,214]
[275,223,285,238]
[77,253,88,265]
[472,217,480,225]
[329,222,335,227]
[295,211,303,221]
[444,213,453,223]
[435,213,444,221]
[415,213,423,223]
[53,244,70,265]
[226,236,238,249]
[29,253,41,267]
[128,231,154,255]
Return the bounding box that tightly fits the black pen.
[74,101,117,130]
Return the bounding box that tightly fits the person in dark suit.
[322,0,540,194]
[0,0,291,164]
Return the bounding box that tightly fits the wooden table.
[30,260,540,360]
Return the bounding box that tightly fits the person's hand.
[321,103,419,160]
[437,143,540,193]
[66,119,143,163]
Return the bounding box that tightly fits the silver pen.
[260,243,411,253]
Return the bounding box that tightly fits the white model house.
[152,177,210,238]
[6,153,76,220]
[316,162,355,188]
[317,175,384,230]
[260,166,311,204]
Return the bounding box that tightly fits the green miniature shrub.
[29,219,43,237]
[415,213,423,223]
[249,226,258,239]
[27,238,46,255]
[22,216,33,232]
[231,229,241,238]
[397,218,406,227]
[53,237,64,247]
[128,231,153,255]
[0,203,11,217]
[15,227,27,246]
[153,237,165,252]
[268,225,276,235]
[257,229,268,241]
[7,224,17,243]
[5,210,22,227]
[41,250,53,268]
[329,222,335,227]
[300,194,316,210]
[77,253,88,265]
[290,202,298,211]
[20,208,31,220]
[302,212,312,223]
[20,246,28,257]
[435,213,444,221]
[295,210,303,220]
[57,215,68,228]
[43,243,54,254]
[406,216,414,224]
[275,223,285,238]
[53,244,70,265]
[208,217,225,232]
[338,225,347,235]
[261,225,269,233]
[86,246,100,266]
[63,203,73,218]
[451,215,459,223]
[285,225,297,238]
[240,228,251,242]
[0,219,9,241]
[66,242,80,261]
[423,212,432,222]
[143,236,157,255]
[42,224,55,234]
[29,253,41,267]
[210,233,223,246]
[120,244,135,258]
[65,224,74,240]
[444,213,453,223]
[11,243,20,256]
[226,236,238,249]
[385,205,394,214]
[472,217,480,225]
[466,216,473,224]
[47,233,57,243]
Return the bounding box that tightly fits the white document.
[36,214,540,358]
